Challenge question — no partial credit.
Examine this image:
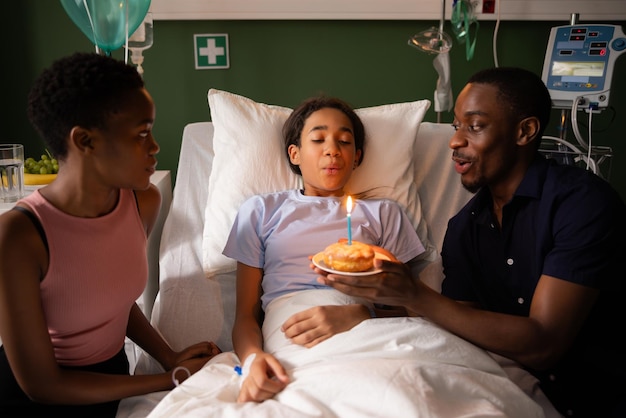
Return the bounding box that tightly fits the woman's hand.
[173,341,222,364]
[281,304,370,348]
[238,352,289,403]
[166,341,222,384]
[166,341,222,369]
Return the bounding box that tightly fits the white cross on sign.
[194,34,229,69]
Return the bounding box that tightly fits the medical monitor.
[542,24,626,109]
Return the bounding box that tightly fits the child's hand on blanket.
[281,304,371,348]
[238,352,290,403]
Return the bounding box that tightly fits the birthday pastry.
[323,240,375,272]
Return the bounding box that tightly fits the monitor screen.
[551,61,605,77]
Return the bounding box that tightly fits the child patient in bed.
[222,96,427,403]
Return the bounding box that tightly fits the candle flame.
[346,196,353,214]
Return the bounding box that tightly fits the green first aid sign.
[194,34,229,69]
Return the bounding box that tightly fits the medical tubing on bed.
[172,366,191,387]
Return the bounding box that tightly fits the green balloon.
[60,0,151,54]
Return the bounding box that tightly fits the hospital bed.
[116,90,560,418]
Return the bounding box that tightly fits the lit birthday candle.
[346,196,353,245]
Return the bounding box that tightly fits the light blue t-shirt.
[223,189,425,310]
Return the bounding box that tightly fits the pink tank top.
[20,189,147,366]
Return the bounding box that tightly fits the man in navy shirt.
[318,67,625,417]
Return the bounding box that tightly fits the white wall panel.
[150,0,626,21]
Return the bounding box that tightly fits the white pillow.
[202,89,433,277]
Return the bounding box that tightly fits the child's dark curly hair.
[27,52,144,160]
[282,96,366,176]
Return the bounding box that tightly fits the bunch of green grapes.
[25,151,59,175]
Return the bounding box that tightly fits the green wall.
[3,2,625,200]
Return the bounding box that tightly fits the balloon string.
[124,0,129,64]
[82,0,99,54]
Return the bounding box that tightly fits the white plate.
[312,251,390,276]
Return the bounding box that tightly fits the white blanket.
[144,290,546,418]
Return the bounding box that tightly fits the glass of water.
[0,144,24,203]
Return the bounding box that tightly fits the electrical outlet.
[482,0,495,13]
[472,0,496,15]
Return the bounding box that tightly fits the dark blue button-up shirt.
[441,155,626,416]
